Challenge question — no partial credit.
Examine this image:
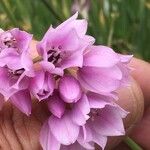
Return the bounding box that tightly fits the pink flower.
[40,87,90,149]
[30,69,55,101]
[0,28,34,115]
[40,91,128,150]
[78,45,132,96]
[38,13,132,150]
[37,12,95,76]
[76,92,128,150]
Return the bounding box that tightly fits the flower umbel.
[0,12,132,150]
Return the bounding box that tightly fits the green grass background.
[0,0,150,61]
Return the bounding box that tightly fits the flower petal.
[83,46,119,67]
[78,66,122,93]
[60,49,83,69]
[49,113,79,145]
[10,28,33,52]
[71,94,90,125]
[56,12,78,30]
[40,120,60,150]
[30,71,55,101]
[59,75,82,103]
[10,90,31,116]
[40,61,63,76]
[87,92,113,109]
[93,105,125,136]
[61,142,87,150]
[48,92,66,118]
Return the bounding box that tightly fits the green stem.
[124,137,143,150]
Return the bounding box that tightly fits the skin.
[0,41,149,150]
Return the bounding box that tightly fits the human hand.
[0,41,149,150]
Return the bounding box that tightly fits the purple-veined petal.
[10,28,33,52]
[48,92,65,118]
[10,90,31,116]
[71,94,90,125]
[59,75,82,103]
[84,35,95,45]
[40,120,60,150]
[21,50,34,77]
[87,92,113,109]
[78,66,122,93]
[40,61,63,76]
[60,49,83,69]
[93,105,125,136]
[79,124,107,150]
[77,126,95,150]
[83,46,119,67]
[0,67,18,99]
[49,113,80,145]
[30,70,55,101]
[56,12,78,30]
[61,142,87,150]
[37,40,48,61]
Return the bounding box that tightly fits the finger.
[130,58,150,107]
[105,78,144,150]
[0,100,49,150]
[129,106,150,150]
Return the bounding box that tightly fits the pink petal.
[0,68,18,99]
[0,48,22,69]
[43,28,81,53]
[77,126,95,150]
[36,40,48,60]
[59,75,82,103]
[84,35,95,45]
[56,12,78,30]
[79,124,107,150]
[10,90,31,116]
[83,46,119,67]
[71,94,90,125]
[10,28,33,52]
[61,142,87,150]
[40,61,63,76]
[118,54,133,63]
[49,113,79,145]
[40,120,60,150]
[87,92,113,109]
[48,92,66,118]
[78,66,122,93]
[21,50,34,77]
[60,49,83,69]
[93,105,125,136]
[30,71,55,101]
[58,19,88,38]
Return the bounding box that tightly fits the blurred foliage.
[0,0,150,60]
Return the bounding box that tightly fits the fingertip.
[130,58,150,107]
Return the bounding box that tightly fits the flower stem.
[124,137,143,150]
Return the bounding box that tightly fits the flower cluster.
[0,13,132,150]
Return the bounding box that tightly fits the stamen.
[47,48,62,65]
